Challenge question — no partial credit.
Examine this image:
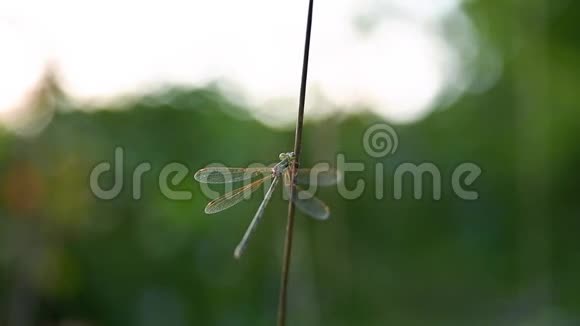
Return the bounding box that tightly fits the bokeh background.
[1,0,579,325]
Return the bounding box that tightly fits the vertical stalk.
[277,0,314,325]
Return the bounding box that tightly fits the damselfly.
[194,152,338,259]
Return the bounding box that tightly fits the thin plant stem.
[277,0,314,325]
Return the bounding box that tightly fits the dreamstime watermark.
[355,123,481,200]
[89,123,481,201]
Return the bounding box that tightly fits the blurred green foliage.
[1,1,580,325]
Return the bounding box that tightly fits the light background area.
[0,0,496,129]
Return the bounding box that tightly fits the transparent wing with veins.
[284,170,330,220]
[295,168,341,186]
[194,167,272,184]
[204,175,272,214]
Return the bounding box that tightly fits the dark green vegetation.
[1,1,580,325]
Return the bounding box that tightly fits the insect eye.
[279,153,285,160]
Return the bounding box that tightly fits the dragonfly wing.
[283,172,330,220]
[194,167,271,184]
[204,176,271,214]
[295,168,341,186]
[292,188,330,220]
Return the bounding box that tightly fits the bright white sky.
[0,0,475,131]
